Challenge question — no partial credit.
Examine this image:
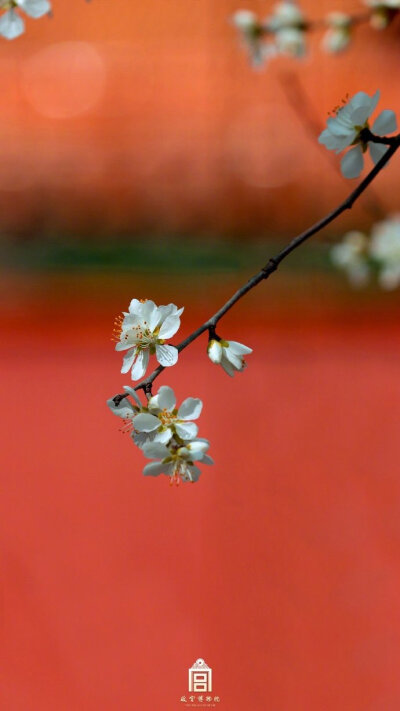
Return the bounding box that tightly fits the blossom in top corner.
[208,338,252,376]
[113,299,183,380]
[364,0,400,30]
[318,90,397,178]
[231,9,274,68]
[321,12,352,54]
[264,1,307,58]
[0,0,51,40]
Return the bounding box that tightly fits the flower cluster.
[108,298,252,484]
[318,90,397,178]
[0,0,50,39]
[232,2,307,67]
[365,0,400,29]
[331,215,400,290]
[107,384,213,485]
[232,1,400,67]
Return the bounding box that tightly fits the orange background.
[0,0,398,236]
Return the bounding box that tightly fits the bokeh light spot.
[20,42,106,119]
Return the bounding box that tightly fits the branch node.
[208,326,221,341]
[113,393,128,406]
[262,257,279,276]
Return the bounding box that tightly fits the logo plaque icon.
[188,658,212,693]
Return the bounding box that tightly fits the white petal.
[175,421,199,439]
[347,263,370,288]
[0,9,24,39]
[349,91,375,111]
[220,357,236,377]
[372,109,397,136]
[202,454,214,466]
[123,385,143,408]
[128,298,143,315]
[226,340,253,355]
[157,303,183,320]
[222,347,242,369]
[130,349,149,380]
[232,9,257,29]
[143,462,167,477]
[142,441,170,459]
[318,129,339,150]
[141,301,161,331]
[207,340,223,363]
[106,397,134,419]
[350,90,380,124]
[177,397,203,420]
[369,141,388,165]
[379,266,400,290]
[318,128,354,152]
[326,116,352,137]
[121,347,137,374]
[115,339,135,352]
[184,465,202,483]
[158,314,181,339]
[132,431,151,448]
[340,145,364,179]
[153,428,173,445]
[133,413,160,433]
[17,0,51,18]
[322,28,350,54]
[153,385,176,411]
[186,440,209,456]
[155,344,178,368]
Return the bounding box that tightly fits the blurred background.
[2,1,400,710]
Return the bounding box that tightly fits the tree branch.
[113,133,400,402]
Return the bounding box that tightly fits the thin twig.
[113,132,400,401]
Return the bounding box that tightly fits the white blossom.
[365,0,400,6]
[113,299,183,380]
[0,0,50,39]
[365,1,399,29]
[332,216,400,291]
[208,338,252,377]
[133,385,203,444]
[369,215,400,289]
[318,90,397,178]
[264,1,307,57]
[321,12,352,54]
[106,386,162,448]
[330,231,370,287]
[232,9,276,67]
[142,439,213,486]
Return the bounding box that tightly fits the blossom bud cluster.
[232,0,400,68]
[232,2,307,68]
[107,298,252,484]
[0,0,51,40]
[331,216,400,290]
